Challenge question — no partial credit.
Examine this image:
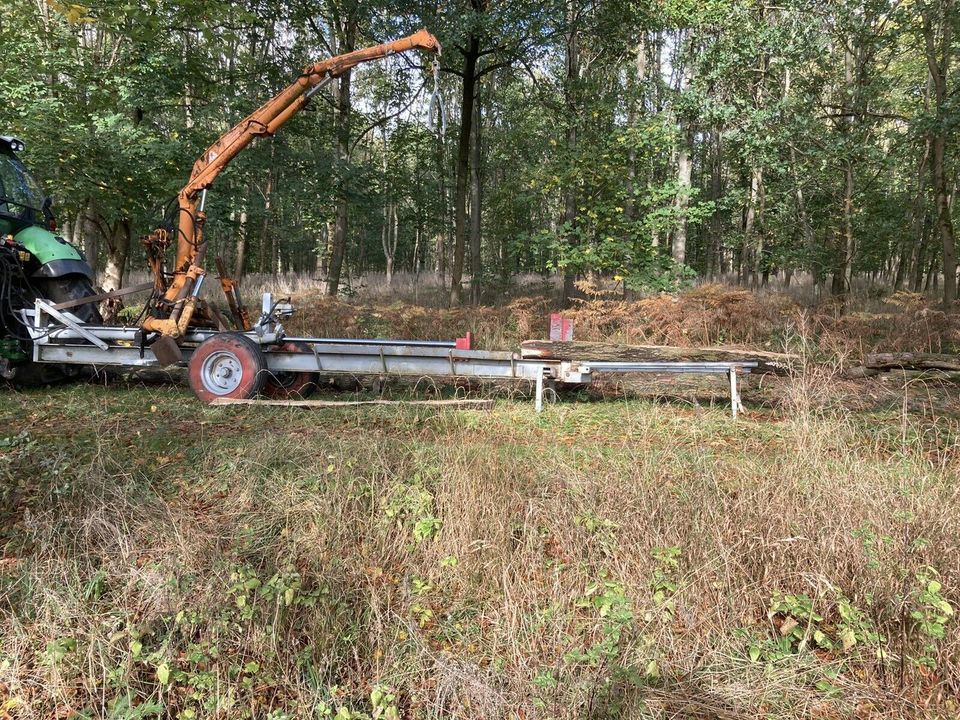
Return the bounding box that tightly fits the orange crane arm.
[172,28,441,273]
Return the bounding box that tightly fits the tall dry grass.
[1,379,958,718]
[114,269,960,363]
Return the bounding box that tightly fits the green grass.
[1,383,959,719]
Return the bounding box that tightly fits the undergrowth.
[1,383,958,719]
[281,285,960,362]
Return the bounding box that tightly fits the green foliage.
[567,576,635,666]
[910,567,954,669]
[649,546,681,619]
[1,0,955,296]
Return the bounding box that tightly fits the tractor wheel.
[262,341,320,399]
[36,274,102,325]
[188,333,266,404]
[8,274,101,386]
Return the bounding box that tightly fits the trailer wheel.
[262,341,319,399]
[189,333,266,403]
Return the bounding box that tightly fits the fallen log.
[210,397,495,409]
[520,340,797,375]
[863,352,960,372]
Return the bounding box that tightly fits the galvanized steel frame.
[27,306,756,417]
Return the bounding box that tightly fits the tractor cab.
[0,136,49,233]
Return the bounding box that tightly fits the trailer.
[25,292,756,417]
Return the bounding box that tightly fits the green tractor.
[0,135,100,382]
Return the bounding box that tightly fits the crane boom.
[143,29,440,340]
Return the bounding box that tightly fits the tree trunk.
[914,219,932,292]
[382,200,398,287]
[742,168,761,286]
[707,128,723,277]
[672,36,694,267]
[80,201,98,277]
[103,218,130,291]
[834,37,860,299]
[673,135,692,266]
[840,159,855,293]
[450,27,480,306]
[864,352,960,372]
[316,222,330,277]
[922,2,957,304]
[234,202,248,280]
[561,0,580,305]
[625,36,647,223]
[326,20,356,297]
[897,126,931,290]
[469,89,483,304]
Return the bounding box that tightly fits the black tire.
[262,342,320,399]
[6,274,100,386]
[36,274,102,325]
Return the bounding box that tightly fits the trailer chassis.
[26,294,755,417]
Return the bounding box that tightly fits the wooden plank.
[51,281,155,310]
[520,340,797,375]
[210,397,495,409]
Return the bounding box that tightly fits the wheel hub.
[200,350,244,395]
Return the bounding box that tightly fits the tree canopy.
[1,0,957,303]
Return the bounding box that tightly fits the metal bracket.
[35,300,109,350]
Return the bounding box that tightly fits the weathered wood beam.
[520,341,797,375]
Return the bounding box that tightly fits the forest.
[2,0,958,306]
[6,3,960,718]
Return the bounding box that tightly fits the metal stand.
[728,368,744,419]
[535,370,544,413]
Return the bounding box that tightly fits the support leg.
[728,368,742,419]
[535,370,544,413]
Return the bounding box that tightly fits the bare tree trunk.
[561,0,580,305]
[470,87,483,305]
[233,200,248,280]
[742,170,760,286]
[921,1,957,304]
[840,159,855,293]
[413,225,421,274]
[382,200,398,287]
[326,20,356,297]
[625,36,647,223]
[103,218,130,291]
[673,132,692,266]
[898,127,932,290]
[79,201,98,277]
[316,222,329,277]
[707,128,723,278]
[469,89,483,304]
[834,38,859,298]
[450,20,481,306]
[913,218,932,292]
[672,32,694,267]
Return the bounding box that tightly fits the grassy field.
[1,375,958,719]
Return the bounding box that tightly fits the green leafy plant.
[649,546,681,619]
[909,568,954,669]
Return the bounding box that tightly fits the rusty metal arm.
[143,29,440,340]
[171,29,441,273]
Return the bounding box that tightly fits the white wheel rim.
[200,350,244,395]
